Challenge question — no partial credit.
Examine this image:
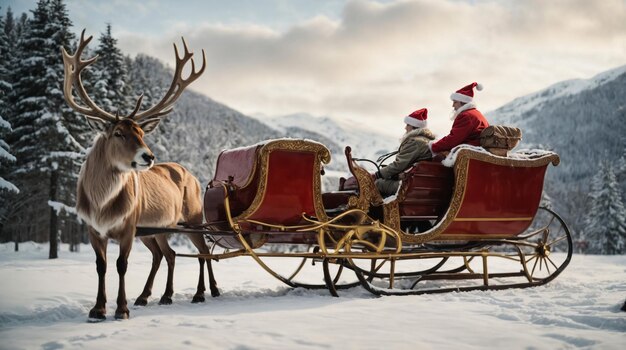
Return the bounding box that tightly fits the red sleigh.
[139,139,572,296]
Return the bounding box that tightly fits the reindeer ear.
[85,116,108,132]
[139,118,161,134]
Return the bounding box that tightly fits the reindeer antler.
[130,37,206,122]
[63,30,206,124]
[62,29,118,123]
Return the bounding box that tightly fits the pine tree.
[4,0,81,258]
[617,142,626,204]
[128,54,171,159]
[0,11,18,195]
[0,119,17,193]
[583,162,626,254]
[93,23,133,114]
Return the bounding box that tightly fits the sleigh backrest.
[398,161,455,220]
[241,139,330,226]
[204,139,331,229]
[434,148,560,240]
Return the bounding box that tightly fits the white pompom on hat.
[450,82,483,103]
[404,108,427,128]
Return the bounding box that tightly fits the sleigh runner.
[137,139,573,296]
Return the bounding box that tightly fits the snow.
[47,200,79,219]
[1,242,624,349]
[0,117,12,131]
[441,145,558,167]
[0,177,19,193]
[0,146,17,162]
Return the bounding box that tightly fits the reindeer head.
[62,30,205,172]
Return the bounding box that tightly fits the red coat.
[431,108,489,153]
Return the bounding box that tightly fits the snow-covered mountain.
[131,58,397,193]
[151,100,397,191]
[492,65,626,125]
[257,113,397,167]
[487,64,626,232]
[145,91,281,187]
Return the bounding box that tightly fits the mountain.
[257,113,397,168]
[133,55,398,190]
[145,92,281,187]
[140,80,396,190]
[487,65,626,232]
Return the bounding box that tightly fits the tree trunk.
[49,169,58,259]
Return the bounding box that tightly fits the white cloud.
[111,0,626,136]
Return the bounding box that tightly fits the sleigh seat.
[203,139,331,248]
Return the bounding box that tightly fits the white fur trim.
[450,92,473,103]
[404,116,427,128]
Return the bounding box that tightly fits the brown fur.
[77,121,218,321]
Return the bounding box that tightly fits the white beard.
[450,102,477,120]
[449,108,457,120]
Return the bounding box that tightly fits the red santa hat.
[450,82,483,103]
[404,108,427,128]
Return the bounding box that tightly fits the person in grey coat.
[375,108,435,197]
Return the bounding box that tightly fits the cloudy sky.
[5,0,626,135]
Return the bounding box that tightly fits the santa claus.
[429,82,489,155]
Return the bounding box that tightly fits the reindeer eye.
[114,131,123,138]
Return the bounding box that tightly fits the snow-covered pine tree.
[128,54,171,160]
[0,11,19,196]
[617,141,626,203]
[4,0,80,258]
[1,7,26,249]
[0,118,17,194]
[49,0,92,252]
[582,161,626,254]
[93,23,133,114]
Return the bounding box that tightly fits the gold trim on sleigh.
[346,148,560,245]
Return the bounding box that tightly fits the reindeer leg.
[186,233,206,302]
[135,236,163,306]
[114,233,133,320]
[187,233,220,299]
[155,234,176,305]
[88,230,108,322]
[192,257,206,303]
[206,258,220,297]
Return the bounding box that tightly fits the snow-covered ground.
[0,242,624,350]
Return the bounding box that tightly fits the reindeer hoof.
[159,296,173,305]
[88,308,106,322]
[114,310,129,320]
[134,297,148,306]
[211,289,221,297]
[191,294,205,303]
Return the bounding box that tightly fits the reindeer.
[62,30,218,321]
